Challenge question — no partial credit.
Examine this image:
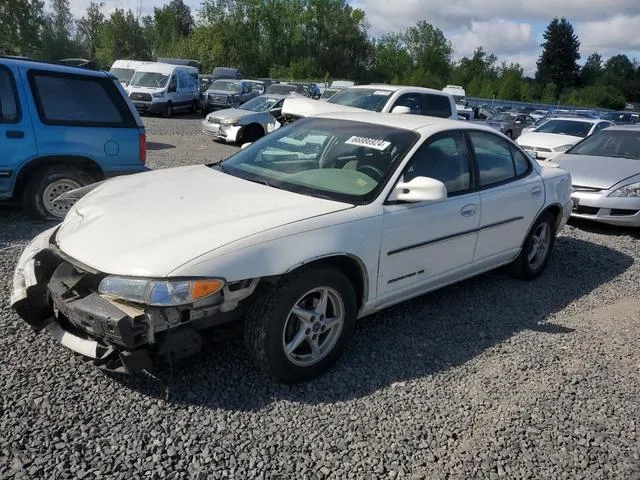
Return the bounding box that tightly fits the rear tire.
[22,166,95,221]
[244,267,357,384]
[507,212,556,280]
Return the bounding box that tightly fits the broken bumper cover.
[10,230,196,373]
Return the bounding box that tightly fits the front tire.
[240,124,264,144]
[22,166,95,221]
[508,212,556,280]
[164,102,173,118]
[244,267,357,383]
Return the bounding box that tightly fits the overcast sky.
[68,0,640,76]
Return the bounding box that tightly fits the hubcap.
[42,179,82,218]
[282,287,345,367]
[527,222,551,269]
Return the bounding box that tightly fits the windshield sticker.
[373,90,392,96]
[345,136,392,151]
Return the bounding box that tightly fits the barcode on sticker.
[345,136,391,151]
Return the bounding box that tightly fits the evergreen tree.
[77,2,105,59]
[580,52,602,86]
[535,17,580,95]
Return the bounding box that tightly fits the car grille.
[130,92,152,102]
[520,145,552,153]
[572,185,602,193]
[209,94,227,104]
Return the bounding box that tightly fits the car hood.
[282,93,368,118]
[207,108,255,119]
[206,89,238,96]
[55,165,352,277]
[517,132,583,148]
[553,154,640,189]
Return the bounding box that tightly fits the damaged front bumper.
[11,228,258,373]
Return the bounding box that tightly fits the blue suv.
[0,56,147,220]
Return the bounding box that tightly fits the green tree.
[0,0,45,56]
[76,2,105,59]
[96,9,150,67]
[580,52,602,86]
[404,20,452,85]
[374,33,412,83]
[40,0,77,60]
[536,17,580,95]
[498,64,524,101]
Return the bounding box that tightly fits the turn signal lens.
[192,279,225,301]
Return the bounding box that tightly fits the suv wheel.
[22,166,95,221]
[164,103,173,118]
[241,124,263,144]
[244,267,357,383]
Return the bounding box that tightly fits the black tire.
[201,108,208,117]
[240,124,264,144]
[505,130,513,139]
[22,165,95,221]
[164,102,173,118]
[508,212,556,280]
[190,100,198,113]
[244,267,357,384]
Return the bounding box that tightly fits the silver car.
[480,112,536,139]
[202,94,285,144]
[554,125,640,227]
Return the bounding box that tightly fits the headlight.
[152,92,165,98]
[220,117,241,125]
[98,276,225,306]
[553,143,574,152]
[608,182,640,198]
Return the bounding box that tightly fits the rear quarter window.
[422,94,452,118]
[28,70,136,128]
[0,65,20,123]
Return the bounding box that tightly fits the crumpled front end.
[11,229,259,373]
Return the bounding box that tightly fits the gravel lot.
[1,114,639,479]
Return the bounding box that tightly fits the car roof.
[263,94,286,100]
[0,55,108,77]
[350,84,448,95]
[311,111,499,135]
[604,124,640,131]
[542,116,599,124]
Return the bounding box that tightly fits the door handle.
[460,204,477,217]
[530,186,543,196]
[6,130,24,139]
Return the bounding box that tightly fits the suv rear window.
[28,70,136,127]
[422,94,452,118]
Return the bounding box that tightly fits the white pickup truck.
[281,84,458,122]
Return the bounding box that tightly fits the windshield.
[533,119,593,137]
[210,80,241,93]
[602,112,636,124]
[213,117,419,203]
[240,96,279,112]
[327,88,392,112]
[567,130,640,159]
[109,68,136,84]
[130,71,169,88]
[266,85,296,95]
[320,89,338,99]
[489,113,516,122]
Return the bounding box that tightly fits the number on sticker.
[345,136,391,151]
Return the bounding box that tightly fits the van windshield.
[130,72,170,88]
[109,68,135,84]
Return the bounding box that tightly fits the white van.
[127,63,200,117]
[109,60,154,86]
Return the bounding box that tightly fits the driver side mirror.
[168,81,177,93]
[389,176,447,203]
[391,106,411,114]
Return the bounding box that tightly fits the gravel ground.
[1,115,639,479]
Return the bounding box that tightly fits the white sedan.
[11,112,573,383]
[517,117,614,161]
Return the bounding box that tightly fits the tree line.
[2,0,639,110]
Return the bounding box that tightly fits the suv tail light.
[139,130,147,164]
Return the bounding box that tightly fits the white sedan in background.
[517,117,615,162]
[11,112,572,383]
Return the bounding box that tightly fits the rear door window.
[29,70,136,127]
[0,66,20,123]
[422,94,452,118]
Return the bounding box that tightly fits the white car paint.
[516,117,613,161]
[11,111,573,375]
